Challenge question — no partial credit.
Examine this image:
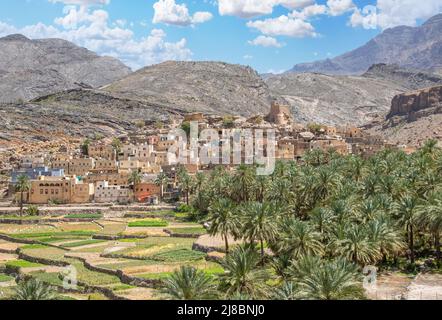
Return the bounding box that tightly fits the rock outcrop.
[0,34,132,103]
[387,86,442,121]
[366,85,442,146]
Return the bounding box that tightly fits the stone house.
[83,173,129,186]
[265,103,293,125]
[94,181,133,203]
[88,144,116,160]
[68,158,95,176]
[92,159,118,173]
[133,182,161,202]
[184,113,204,122]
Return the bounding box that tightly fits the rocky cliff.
[0,34,132,103]
[366,85,442,146]
[387,86,442,120]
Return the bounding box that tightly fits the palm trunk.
[20,191,24,217]
[260,239,265,265]
[186,191,189,206]
[224,233,229,254]
[435,233,441,265]
[409,225,415,264]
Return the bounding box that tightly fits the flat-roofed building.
[94,181,132,203]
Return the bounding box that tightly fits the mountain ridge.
[289,14,442,75]
[0,34,132,103]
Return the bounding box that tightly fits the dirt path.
[365,272,414,300]
[404,273,442,300]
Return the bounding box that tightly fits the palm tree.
[111,138,122,159]
[294,258,364,300]
[333,224,381,266]
[80,138,91,156]
[14,278,56,300]
[162,266,217,300]
[271,281,301,300]
[393,195,419,263]
[16,175,31,217]
[232,165,255,203]
[219,245,269,299]
[128,170,142,186]
[275,218,324,260]
[416,195,442,264]
[312,167,340,203]
[155,172,169,201]
[241,201,280,261]
[178,168,193,205]
[367,217,405,264]
[310,207,334,236]
[208,198,241,254]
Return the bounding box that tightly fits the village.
[1,103,416,207]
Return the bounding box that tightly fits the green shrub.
[0,274,13,282]
[176,204,192,213]
[26,205,40,216]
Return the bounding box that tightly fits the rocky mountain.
[289,14,442,75]
[0,34,132,103]
[102,61,277,116]
[363,64,442,90]
[366,85,442,146]
[0,60,282,149]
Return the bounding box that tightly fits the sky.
[0,0,441,73]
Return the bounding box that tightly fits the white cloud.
[247,15,317,37]
[350,0,442,30]
[248,35,284,47]
[290,4,327,19]
[0,6,192,70]
[152,0,213,26]
[326,0,355,16]
[218,0,314,18]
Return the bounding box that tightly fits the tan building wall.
[29,178,72,204]
[88,144,116,160]
[69,158,95,176]
[92,159,118,173]
[184,113,204,122]
[72,183,94,203]
[134,183,161,202]
[94,181,132,203]
[83,173,129,186]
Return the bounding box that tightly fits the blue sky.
[0,0,440,73]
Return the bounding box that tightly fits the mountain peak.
[289,13,442,75]
[0,34,30,42]
[423,13,442,26]
[0,34,131,103]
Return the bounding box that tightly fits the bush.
[26,205,40,216]
[176,204,192,213]
[128,218,169,228]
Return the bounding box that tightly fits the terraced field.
[0,210,220,300]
